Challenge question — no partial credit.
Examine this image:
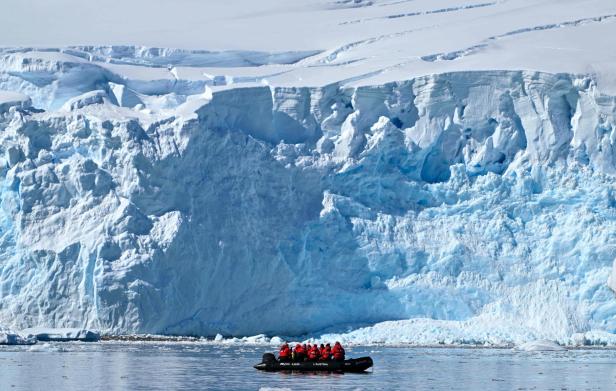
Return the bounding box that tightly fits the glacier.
[1,49,616,344]
[1,0,616,345]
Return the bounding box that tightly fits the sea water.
[1,343,616,390]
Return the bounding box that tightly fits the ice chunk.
[0,90,31,113]
[61,90,112,111]
[22,328,101,342]
[109,82,143,108]
[516,340,566,352]
[28,343,67,352]
[269,337,285,346]
[0,326,37,345]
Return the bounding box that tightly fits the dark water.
[1,343,616,390]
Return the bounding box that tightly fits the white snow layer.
[1,0,616,346]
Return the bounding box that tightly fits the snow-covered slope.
[4,0,616,91]
[1,0,616,344]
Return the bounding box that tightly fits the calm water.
[1,343,616,390]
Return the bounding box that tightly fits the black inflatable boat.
[254,353,373,372]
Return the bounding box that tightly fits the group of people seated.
[278,341,345,362]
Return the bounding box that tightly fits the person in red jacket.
[307,344,319,361]
[293,343,306,362]
[320,343,331,361]
[332,341,345,361]
[279,343,291,362]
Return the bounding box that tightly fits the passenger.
[279,343,291,362]
[303,343,307,352]
[332,341,345,361]
[293,343,306,362]
[320,343,331,361]
[319,343,325,355]
[307,344,319,361]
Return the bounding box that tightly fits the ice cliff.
[1,49,616,344]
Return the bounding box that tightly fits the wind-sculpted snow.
[10,46,323,69]
[1,62,616,345]
[421,13,616,63]
[341,2,497,25]
[328,0,375,9]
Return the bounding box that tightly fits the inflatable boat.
[254,353,373,372]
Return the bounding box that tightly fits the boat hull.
[254,356,373,372]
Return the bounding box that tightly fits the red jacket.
[307,346,319,360]
[279,344,291,358]
[294,344,305,354]
[332,343,345,360]
[321,346,331,360]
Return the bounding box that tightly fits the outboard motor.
[262,353,277,363]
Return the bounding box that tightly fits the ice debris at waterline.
[2,51,616,345]
[515,340,566,352]
[0,326,36,345]
[0,326,100,344]
[22,328,101,342]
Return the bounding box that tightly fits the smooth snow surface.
[3,0,616,91]
[1,0,616,345]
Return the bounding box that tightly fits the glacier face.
[1,52,616,343]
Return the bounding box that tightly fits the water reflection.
[1,344,616,390]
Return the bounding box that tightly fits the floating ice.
[0,326,37,345]
[27,342,67,352]
[22,328,101,342]
[516,340,566,352]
